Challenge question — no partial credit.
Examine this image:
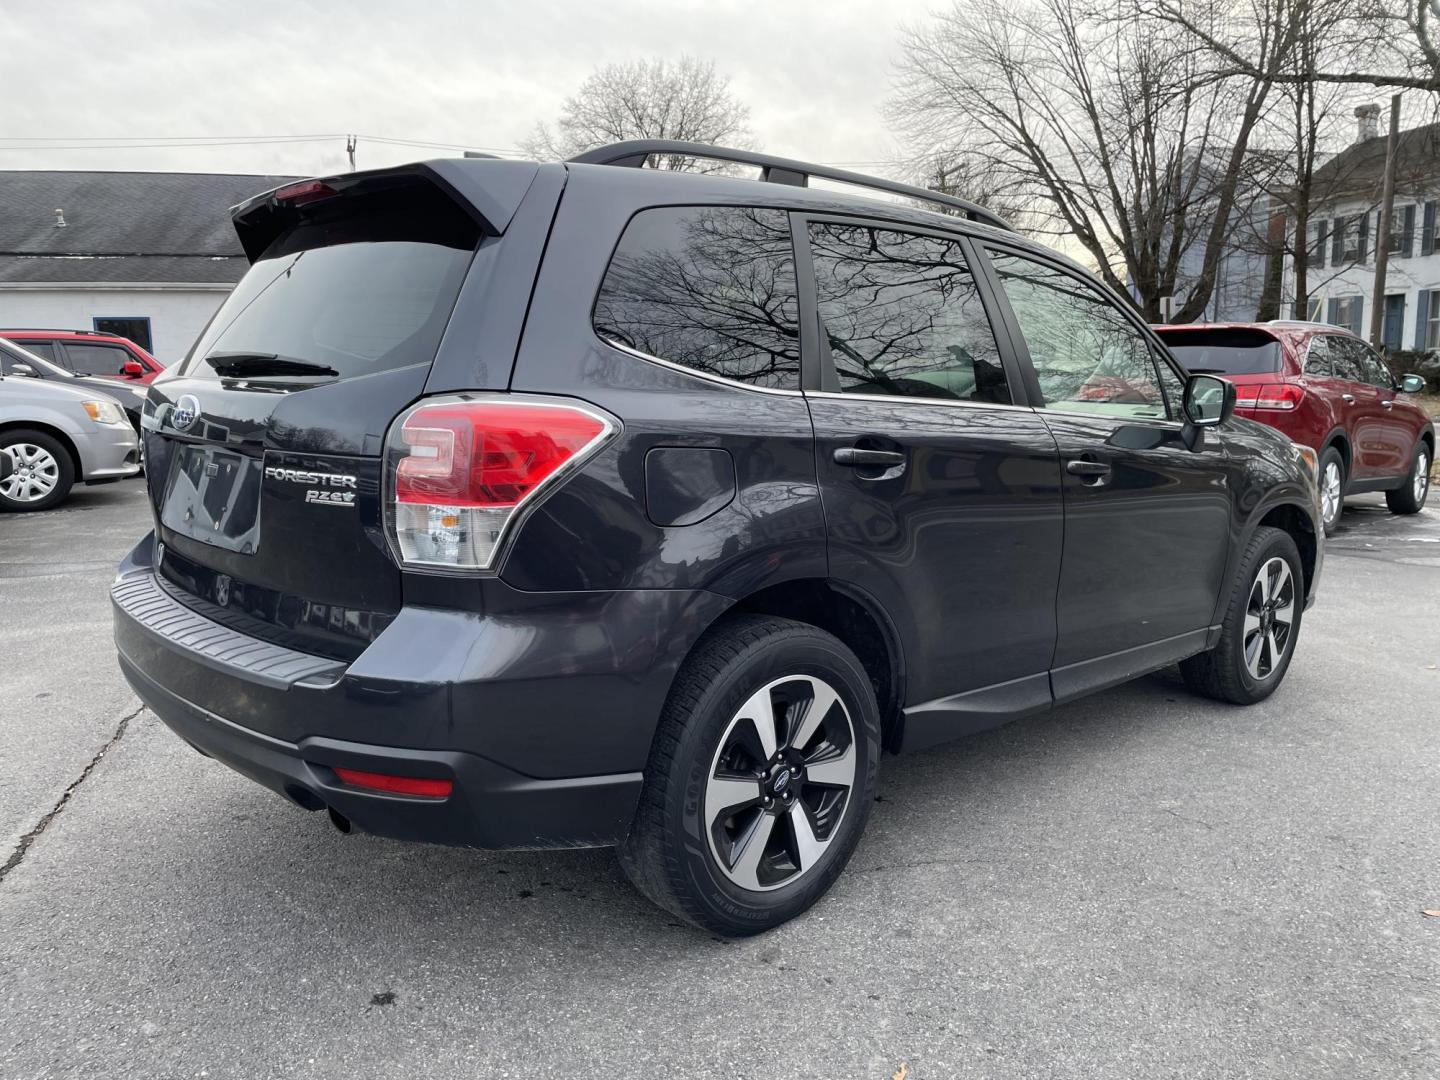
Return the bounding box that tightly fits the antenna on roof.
[54,208,67,228]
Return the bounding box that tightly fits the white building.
[0,170,295,364]
[1287,110,1440,352]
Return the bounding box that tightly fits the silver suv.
[0,369,139,511]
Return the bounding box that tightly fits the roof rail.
[0,327,106,336]
[567,140,1014,232]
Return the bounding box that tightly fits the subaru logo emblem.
[172,395,201,432]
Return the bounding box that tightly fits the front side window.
[64,342,132,376]
[1358,345,1394,389]
[807,223,1008,403]
[593,206,800,390]
[988,250,1170,420]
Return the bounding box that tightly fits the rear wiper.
[205,352,339,378]
[1185,367,1226,374]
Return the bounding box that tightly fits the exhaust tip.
[327,807,352,834]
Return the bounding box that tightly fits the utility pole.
[346,135,357,172]
[1369,94,1401,349]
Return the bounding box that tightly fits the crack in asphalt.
[0,701,144,886]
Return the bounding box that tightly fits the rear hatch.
[1156,326,1285,385]
[143,167,499,660]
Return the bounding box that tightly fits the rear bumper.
[113,533,731,849]
[117,650,641,848]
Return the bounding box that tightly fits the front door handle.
[1341,393,1356,404]
[834,447,906,468]
[1381,399,1393,409]
[1066,459,1112,480]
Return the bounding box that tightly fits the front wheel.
[618,615,880,936]
[0,429,75,512]
[1385,441,1431,515]
[1181,526,1304,705]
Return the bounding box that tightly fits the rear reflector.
[274,179,338,206]
[333,768,453,798]
[384,395,618,572]
[1235,382,1304,411]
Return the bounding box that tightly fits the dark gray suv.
[113,143,1323,934]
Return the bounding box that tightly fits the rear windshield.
[1158,328,1283,375]
[180,188,479,381]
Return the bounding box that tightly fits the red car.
[0,329,166,386]
[1157,321,1432,534]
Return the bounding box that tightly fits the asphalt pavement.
[1,477,1436,1079]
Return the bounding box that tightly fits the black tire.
[0,429,75,513]
[1385,439,1431,515]
[618,614,881,936]
[1317,445,1345,536]
[1180,526,1304,705]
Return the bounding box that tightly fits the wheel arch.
[725,577,907,753]
[1320,428,1352,475]
[1250,500,1318,602]
[0,420,83,479]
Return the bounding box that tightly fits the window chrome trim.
[803,390,1037,414]
[597,337,805,396]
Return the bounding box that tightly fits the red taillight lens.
[1235,383,1303,411]
[332,768,453,798]
[385,396,617,571]
[274,179,338,205]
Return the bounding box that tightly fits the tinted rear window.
[1159,329,1283,375]
[181,188,479,381]
[593,206,800,390]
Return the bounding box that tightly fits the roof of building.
[1313,122,1440,197]
[0,170,298,285]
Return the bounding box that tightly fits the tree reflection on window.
[594,206,800,389]
[809,223,1010,404]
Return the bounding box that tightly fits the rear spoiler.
[229,159,542,262]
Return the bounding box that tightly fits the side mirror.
[11,362,36,378]
[122,360,145,378]
[1180,374,1235,450]
[1400,373,1425,394]
[1183,373,1235,426]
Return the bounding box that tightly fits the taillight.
[1235,383,1304,411]
[383,395,618,572]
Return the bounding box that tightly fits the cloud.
[0,0,933,178]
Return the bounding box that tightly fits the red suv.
[1157,321,1433,533]
[0,329,165,386]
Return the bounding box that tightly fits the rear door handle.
[1381,399,1394,409]
[1066,459,1112,479]
[1341,393,1356,404]
[834,447,906,468]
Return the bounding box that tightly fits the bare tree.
[890,0,1293,321]
[523,57,754,169]
[1141,0,1440,92]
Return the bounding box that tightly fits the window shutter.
[1401,204,1416,257]
[1425,202,1437,256]
[1314,220,1327,269]
[1416,290,1431,349]
[1351,297,1364,336]
[1332,217,1345,264]
[1357,213,1369,261]
[1327,298,1341,325]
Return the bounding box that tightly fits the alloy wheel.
[1320,460,1342,527]
[0,443,60,503]
[704,675,857,892]
[1243,556,1295,681]
[1415,451,1429,504]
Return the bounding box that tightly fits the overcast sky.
[1,0,941,179]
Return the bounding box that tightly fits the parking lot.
[1,477,1436,1079]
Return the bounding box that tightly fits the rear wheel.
[618,614,880,936]
[1385,441,1431,515]
[1180,526,1303,705]
[0,429,74,512]
[1318,446,1345,535]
